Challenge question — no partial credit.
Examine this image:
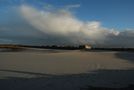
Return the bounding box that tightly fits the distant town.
[0,44,134,52]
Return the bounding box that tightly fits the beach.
[0,49,134,90]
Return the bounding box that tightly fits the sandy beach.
[0,49,134,90]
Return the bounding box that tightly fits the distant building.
[79,44,92,49]
[84,45,92,49]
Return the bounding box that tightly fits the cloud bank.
[20,5,126,47]
[1,4,132,47]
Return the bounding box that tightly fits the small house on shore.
[79,44,92,50]
[85,45,92,49]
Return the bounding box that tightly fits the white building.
[85,45,92,49]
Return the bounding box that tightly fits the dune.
[0,49,134,90]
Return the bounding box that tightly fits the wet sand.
[0,49,134,90]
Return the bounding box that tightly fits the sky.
[0,0,134,47]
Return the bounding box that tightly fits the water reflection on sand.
[0,48,134,90]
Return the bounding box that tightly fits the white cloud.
[20,5,82,35]
[19,5,134,47]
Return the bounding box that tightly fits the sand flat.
[0,49,134,90]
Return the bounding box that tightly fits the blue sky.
[0,0,134,29]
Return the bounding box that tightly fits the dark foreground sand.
[0,49,134,90]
